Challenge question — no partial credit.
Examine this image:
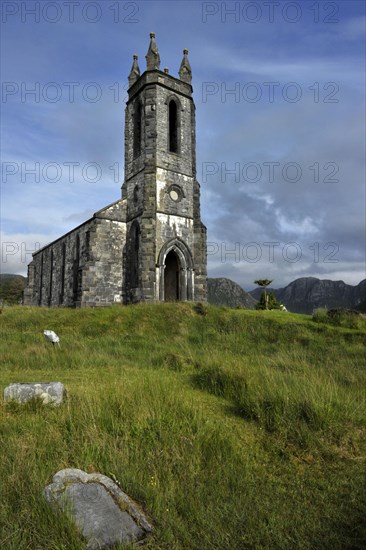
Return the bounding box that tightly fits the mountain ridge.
[249,277,366,314]
[207,277,257,309]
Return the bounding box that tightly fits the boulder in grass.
[4,382,65,406]
[44,469,153,549]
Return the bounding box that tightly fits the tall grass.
[1,304,365,549]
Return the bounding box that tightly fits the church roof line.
[32,198,127,257]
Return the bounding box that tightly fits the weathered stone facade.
[24,34,207,307]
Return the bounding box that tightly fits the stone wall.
[24,200,127,307]
[25,219,94,307]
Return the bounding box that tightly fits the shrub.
[312,308,329,323]
[313,308,366,330]
[194,302,207,316]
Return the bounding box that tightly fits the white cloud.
[275,211,319,236]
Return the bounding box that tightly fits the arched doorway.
[164,250,180,301]
[157,238,194,302]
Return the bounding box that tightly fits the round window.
[168,185,183,202]
[169,189,179,201]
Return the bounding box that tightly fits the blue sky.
[1,0,365,290]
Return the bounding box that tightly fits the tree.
[254,279,273,310]
[0,275,26,305]
[267,292,281,310]
[256,291,282,311]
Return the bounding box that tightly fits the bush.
[194,302,207,316]
[313,308,366,330]
[312,308,329,323]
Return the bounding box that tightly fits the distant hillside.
[250,277,366,314]
[0,274,26,304]
[207,277,257,309]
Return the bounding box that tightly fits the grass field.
[1,303,365,549]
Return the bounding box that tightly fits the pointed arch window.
[48,249,53,306]
[73,234,80,303]
[133,101,143,158]
[129,221,140,289]
[168,99,179,153]
[60,242,66,305]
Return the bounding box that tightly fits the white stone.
[4,382,65,406]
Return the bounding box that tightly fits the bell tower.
[122,33,207,303]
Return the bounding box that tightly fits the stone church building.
[24,34,207,307]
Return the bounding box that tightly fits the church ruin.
[23,34,207,307]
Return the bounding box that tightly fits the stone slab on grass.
[4,382,65,406]
[44,468,153,549]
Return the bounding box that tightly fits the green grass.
[1,303,365,549]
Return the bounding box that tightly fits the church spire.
[179,48,192,84]
[128,54,140,87]
[145,32,160,71]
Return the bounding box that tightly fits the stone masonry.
[24,34,207,307]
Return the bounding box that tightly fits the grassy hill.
[1,303,365,549]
